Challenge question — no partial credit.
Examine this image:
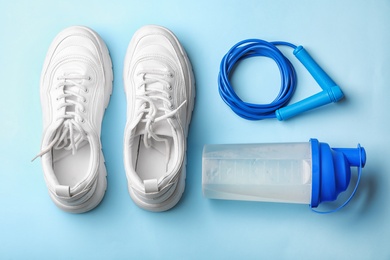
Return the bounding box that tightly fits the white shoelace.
[32,74,90,161]
[130,70,186,172]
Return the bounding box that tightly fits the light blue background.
[1,0,389,259]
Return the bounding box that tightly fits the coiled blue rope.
[218,39,298,120]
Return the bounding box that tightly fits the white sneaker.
[123,25,195,211]
[33,26,113,213]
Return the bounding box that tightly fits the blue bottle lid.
[310,139,366,210]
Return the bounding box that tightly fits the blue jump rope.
[218,39,344,121]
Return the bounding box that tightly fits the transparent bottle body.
[202,142,312,204]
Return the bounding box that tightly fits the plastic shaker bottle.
[202,139,366,211]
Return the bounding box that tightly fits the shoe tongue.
[151,119,173,137]
[56,119,85,148]
[65,87,81,113]
[134,59,174,138]
[59,67,89,113]
[52,139,88,163]
[134,118,173,138]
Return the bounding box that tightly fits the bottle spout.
[333,145,366,168]
[310,139,366,210]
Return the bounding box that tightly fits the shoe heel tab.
[144,179,159,193]
[55,185,71,197]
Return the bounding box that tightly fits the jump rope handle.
[276,46,344,121]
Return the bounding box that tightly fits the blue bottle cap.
[310,139,366,209]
